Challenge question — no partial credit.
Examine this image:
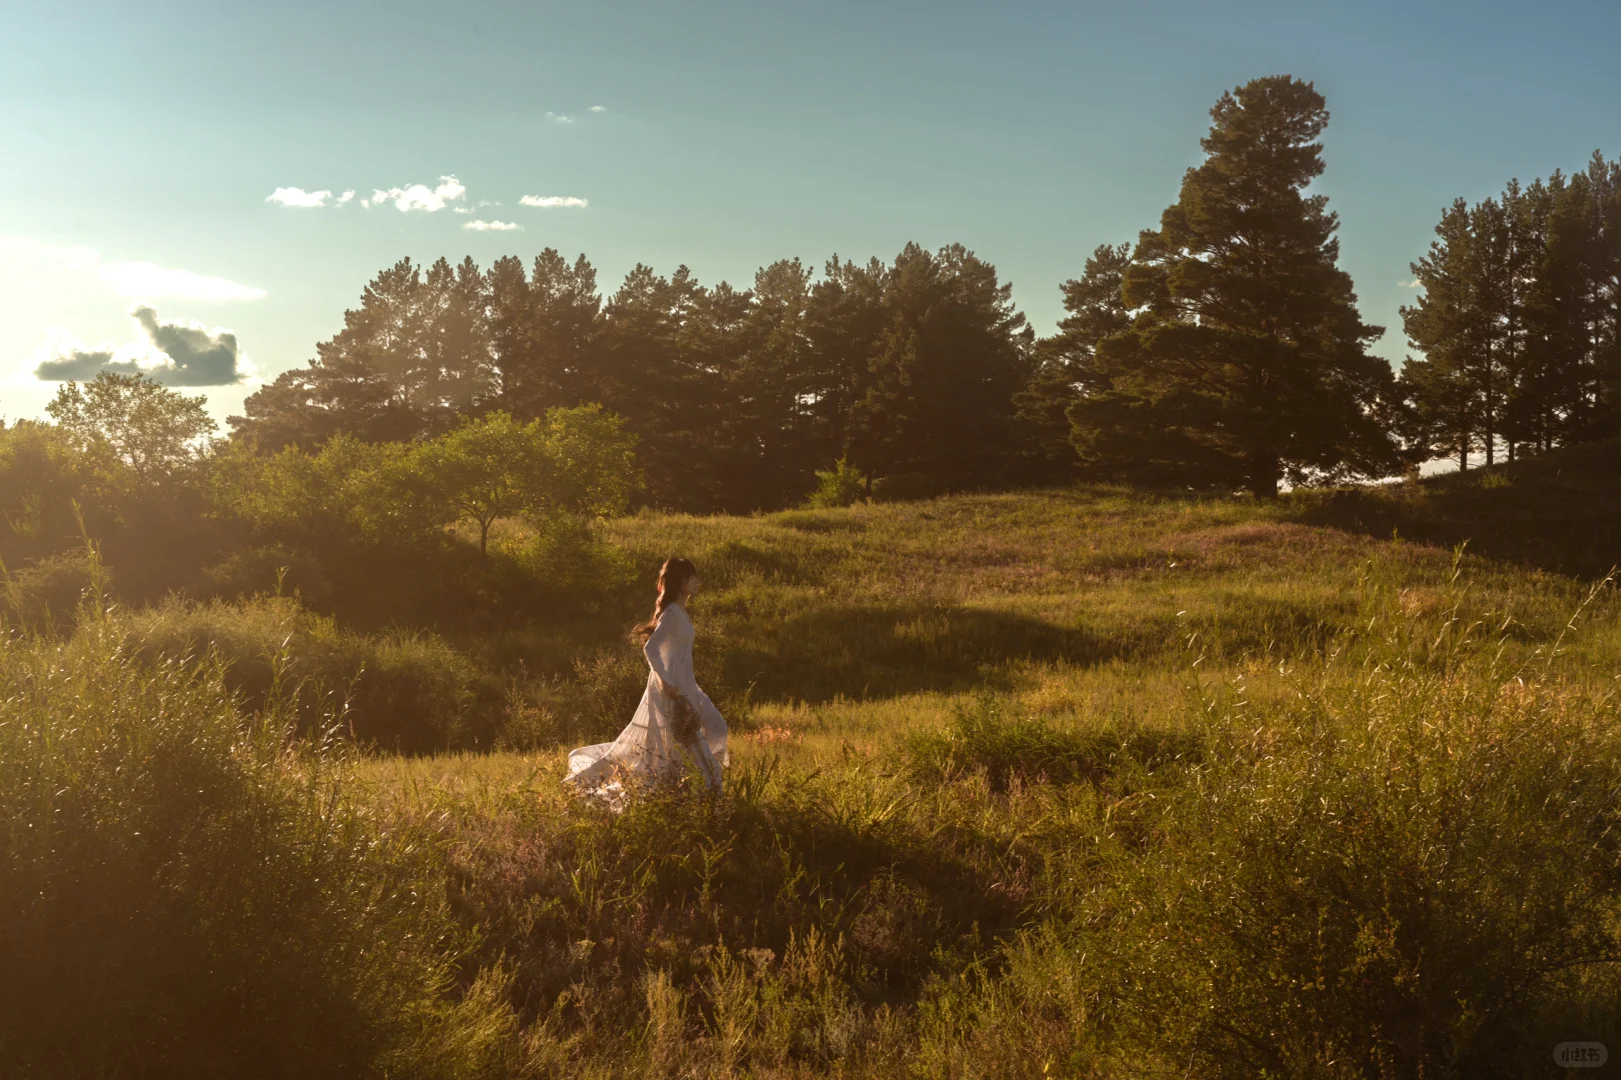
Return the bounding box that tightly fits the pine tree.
[1010,242,1130,483]
[487,250,602,419]
[1073,76,1398,497]
[1402,200,1482,470]
[845,243,1032,492]
[230,257,496,448]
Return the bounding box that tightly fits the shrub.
[806,457,867,508]
[194,544,334,607]
[123,596,495,754]
[2,549,103,634]
[904,695,1202,793]
[0,618,514,1077]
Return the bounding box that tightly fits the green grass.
[7,447,1621,1077]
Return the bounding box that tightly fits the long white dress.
[565,602,728,801]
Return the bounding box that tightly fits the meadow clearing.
[4,442,1621,1078]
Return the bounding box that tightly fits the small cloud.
[266,186,335,208]
[545,111,576,125]
[361,175,467,212]
[336,189,355,205]
[589,105,607,113]
[98,261,267,302]
[453,207,474,215]
[463,220,521,232]
[32,306,253,386]
[519,195,588,209]
[1400,278,1423,289]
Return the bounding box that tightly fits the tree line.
[227,76,1618,508]
[1402,153,1621,469]
[232,242,1034,513]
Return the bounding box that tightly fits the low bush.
[124,596,497,753]
[194,544,335,608]
[2,549,102,634]
[806,458,867,508]
[0,617,515,1078]
[1020,656,1621,1076]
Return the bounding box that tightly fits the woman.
[566,557,728,801]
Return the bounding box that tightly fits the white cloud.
[463,220,522,232]
[98,261,267,302]
[361,175,467,212]
[1400,278,1423,288]
[0,238,265,304]
[519,195,589,209]
[265,186,357,208]
[545,111,576,125]
[589,105,607,113]
[266,186,335,208]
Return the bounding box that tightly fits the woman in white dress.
[566,557,728,800]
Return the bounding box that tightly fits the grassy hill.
[5,447,1621,1077]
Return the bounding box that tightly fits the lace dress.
[565,603,728,801]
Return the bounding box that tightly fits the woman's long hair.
[632,557,697,643]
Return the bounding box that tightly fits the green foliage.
[2,549,101,635]
[124,596,497,753]
[46,372,215,485]
[1014,242,1132,484]
[539,402,642,519]
[805,457,866,508]
[844,243,1034,491]
[398,411,555,555]
[0,420,88,561]
[0,618,515,1077]
[1069,638,1621,1076]
[1072,76,1401,497]
[1404,153,1621,465]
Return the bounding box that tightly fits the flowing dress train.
[565,602,727,801]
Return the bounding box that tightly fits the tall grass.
[7,479,1621,1075]
[362,563,1621,1077]
[0,605,516,1077]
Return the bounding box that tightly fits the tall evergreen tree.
[487,249,602,418]
[1073,76,1398,497]
[716,259,819,509]
[231,257,496,448]
[1402,200,1483,470]
[1011,242,1130,482]
[845,243,1033,491]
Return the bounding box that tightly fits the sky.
[1,0,1618,428]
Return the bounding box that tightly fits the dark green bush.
[195,544,335,608]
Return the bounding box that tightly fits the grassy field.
[5,446,1621,1077]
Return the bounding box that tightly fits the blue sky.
[1,0,1617,425]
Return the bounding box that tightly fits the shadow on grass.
[1291,439,1621,579]
[446,766,1027,1022]
[714,603,1118,703]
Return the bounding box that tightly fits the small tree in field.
[397,407,641,555]
[402,412,551,555]
[46,373,215,485]
[540,403,642,519]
